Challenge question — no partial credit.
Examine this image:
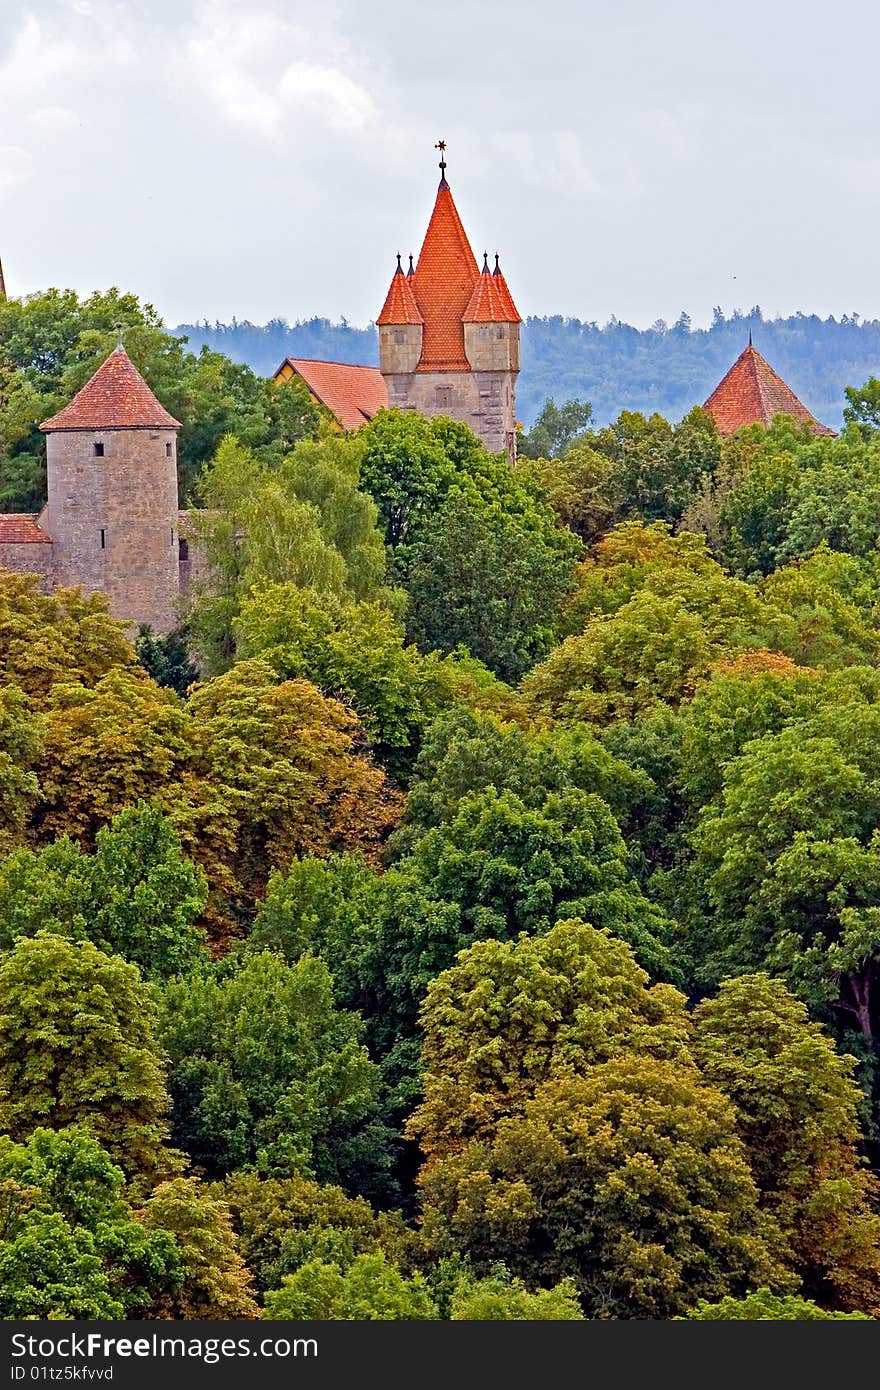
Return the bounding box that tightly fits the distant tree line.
[176,307,880,430]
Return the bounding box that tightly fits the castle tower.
[39,346,182,634]
[378,150,521,461]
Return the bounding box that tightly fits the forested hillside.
[2,288,880,1320]
[177,307,880,429]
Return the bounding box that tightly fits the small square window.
[94,442,104,457]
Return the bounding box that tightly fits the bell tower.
[377,147,521,461]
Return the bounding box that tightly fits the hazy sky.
[2,0,879,330]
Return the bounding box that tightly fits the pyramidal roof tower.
[704,341,834,436]
[378,143,521,461]
[38,343,182,635]
[41,345,181,432]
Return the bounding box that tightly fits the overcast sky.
[2,0,879,331]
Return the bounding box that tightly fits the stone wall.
[378,323,422,375]
[382,366,518,459]
[0,542,54,590]
[45,427,180,634]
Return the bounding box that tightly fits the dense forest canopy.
[177,307,880,430]
[2,285,880,1319]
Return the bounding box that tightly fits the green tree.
[180,660,399,916]
[0,574,135,706]
[588,407,721,523]
[419,1057,791,1318]
[403,490,579,681]
[683,1290,871,1320]
[396,705,650,851]
[219,1171,412,1296]
[0,803,208,978]
[514,443,616,542]
[688,713,880,1039]
[135,625,199,697]
[0,1127,182,1319]
[693,975,880,1314]
[136,1177,259,1319]
[0,686,42,851]
[449,1270,584,1320]
[235,583,432,757]
[843,377,880,437]
[410,919,688,1160]
[263,1252,437,1320]
[157,951,379,1181]
[517,397,593,460]
[0,934,173,1175]
[33,667,193,847]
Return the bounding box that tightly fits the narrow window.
[179,538,189,562]
[165,441,173,457]
[100,528,105,549]
[94,442,104,457]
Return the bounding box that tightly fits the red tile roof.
[377,263,423,326]
[279,358,388,430]
[40,347,181,432]
[464,257,522,323]
[0,514,52,544]
[410,180,480,371]
[704,344,834,436]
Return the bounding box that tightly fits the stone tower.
[377,151,521,461]
[39,346,182,634]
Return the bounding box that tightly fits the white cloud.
[181,2,377,142]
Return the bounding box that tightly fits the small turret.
[377,253,423,377]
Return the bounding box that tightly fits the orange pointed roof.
[464,253,521,323]
[704,343,834,437]
[40,346,181,432]
[410,177,480,371]
[377,257,424,326]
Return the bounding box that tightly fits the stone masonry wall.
[45,428,180,634]
[383,367,518,458]
[0,543,54,590]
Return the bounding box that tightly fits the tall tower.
[39,346,182,634]
[377,148,521,461]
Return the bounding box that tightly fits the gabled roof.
[40,346,181,432]
[377,261,423,326]
[277,358,388,430]
[0,514,52,544]
[704,344,834,437]
[464,255,522,323]
[410,180,480,371]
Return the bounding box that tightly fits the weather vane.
[114,322,124,349]
[435,139,447,181]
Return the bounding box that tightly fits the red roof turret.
[40,346,181,432]
[464,251,522,323]
[704,343,833,437]
[376,255,424,326]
